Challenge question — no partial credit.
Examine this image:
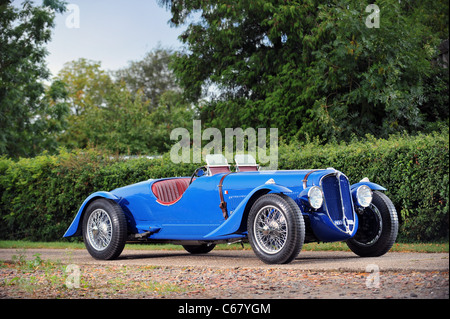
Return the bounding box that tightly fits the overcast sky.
[42,0,186,77]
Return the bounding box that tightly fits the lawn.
[0,240,448,253]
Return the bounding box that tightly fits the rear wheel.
[82,198,127,260]
[248,193,305,264]
[347,191,398,257]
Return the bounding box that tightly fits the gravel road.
[0,248,448,271]
[0,248,448,299]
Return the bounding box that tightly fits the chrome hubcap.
[87,209,113,251]
[253,205,288,254]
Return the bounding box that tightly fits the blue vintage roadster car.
[64,154,398,264]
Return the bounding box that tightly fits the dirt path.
[0,248,448,299]
[0,248,448,271]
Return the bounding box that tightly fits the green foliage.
[54,57,194,155]
[0,1,448,243]
[0,0,68,158]
[161,0,449,142]
[279,131,449,242]
[0,148,197,241]
[116,46,182,110]
[0,132,448,242]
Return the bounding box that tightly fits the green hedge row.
[0,150,198,241]
[0,132,448,242]
[278,132,449,242]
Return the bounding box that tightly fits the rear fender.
[63,191,120,238]
[204,184,292,239]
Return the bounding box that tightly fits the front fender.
[204,183,292,239]
[63,191,120,238]
[351,181,387,191]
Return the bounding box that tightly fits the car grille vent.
[321,174,355,233]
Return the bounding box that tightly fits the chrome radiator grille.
[321,174,355,233]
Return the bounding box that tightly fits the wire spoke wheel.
[87,209,113,251]
[254,205,288,254]
[248,194,305,264]
[82,198,127,260]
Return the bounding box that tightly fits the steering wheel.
[189,166,207,185]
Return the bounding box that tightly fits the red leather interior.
[152,178,190,205]
[237,166,258,172]
[209,166,230,175]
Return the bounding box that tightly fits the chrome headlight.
[308,186,324,209]
[356,185,372,207]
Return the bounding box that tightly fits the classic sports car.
[64,154,398,264]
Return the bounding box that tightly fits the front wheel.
[82,198,127,260]
[347,191,398,257]
[248,193,305,264]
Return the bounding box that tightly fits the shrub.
[278,131,449,242]
[0,149,197,241]
[0,132,448,242]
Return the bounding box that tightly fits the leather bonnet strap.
[303,170,320,189]
[218,172,233,220]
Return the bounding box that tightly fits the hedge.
[0,150,198,241]
[278,132,449,242]
[0,132,448,242]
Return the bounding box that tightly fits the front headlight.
[356,185,372,207]
[308,186,324,209]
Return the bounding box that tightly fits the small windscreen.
[205,154,229,166]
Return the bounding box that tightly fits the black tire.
[82,198,127,260]
[182,244,216,254]
[247,193,305,264]
[347,191,398,257]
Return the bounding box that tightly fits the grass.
[0,240,448,253]
[0,241,86,250]
[0,253,190,298]
[1,240,448,298]
[302,241,449,253]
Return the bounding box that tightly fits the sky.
[43,0,187,77]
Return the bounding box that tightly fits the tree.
[116,47,182,110]
[56,59,115,149]
[57,58,114,116]
[56,58,194,154]
[0,0,68,158]
[160,0,449,142]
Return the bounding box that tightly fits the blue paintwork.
[350,181,387,191]
[64,168,387,243]
[63,191,120,237]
